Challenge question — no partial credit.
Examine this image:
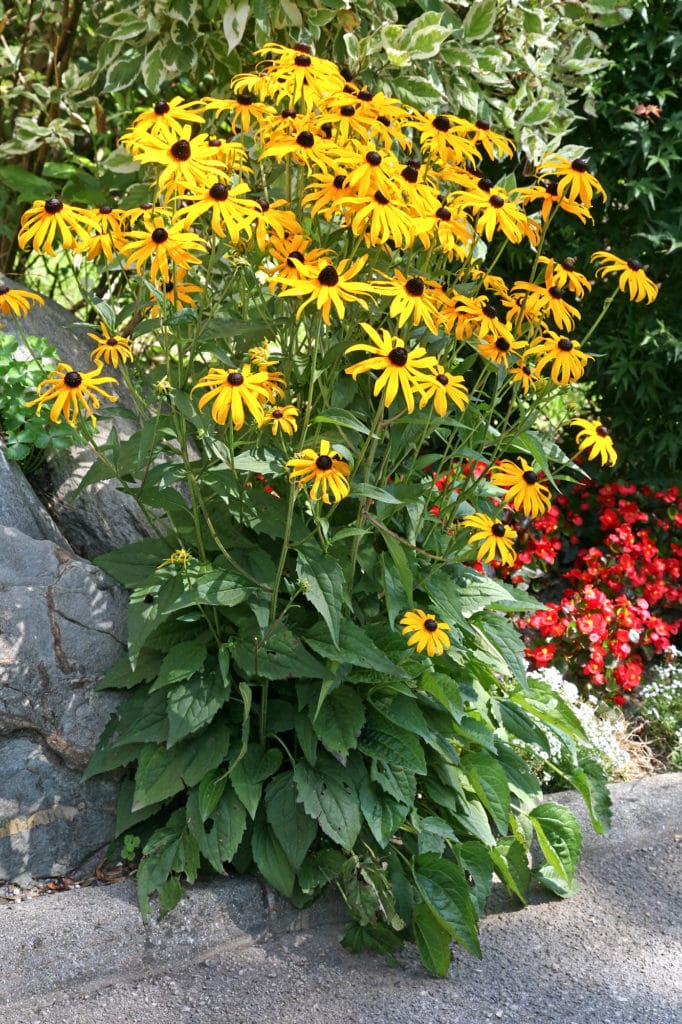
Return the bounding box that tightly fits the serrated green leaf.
[567,758,612,835]
[412,902,452,977]
[490,837,530,904]
[133,744,185,810]
[297,549,347,648]
[460,751,511,835]
[151,642,207,692]
[313,685,365,759]
[230,745,283,819]
[359,709,427,775]
[529,802,583,883]
[166,670,230,746]
[252,811,295,897]
[293,756,362,850]
[414,853,481,958]
[265,771,318,869]
[359,778,408,847]
[419,672,465,721]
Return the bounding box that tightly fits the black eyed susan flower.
[286,438,350,504]
[452,184,529,245]
[538,256,591,299]
[477,335,526,368]
[490,457,553,518]
[272,256,373,325]
[191,364,271,429]
[261,234,332,286]
[251,199,302,251]
[467,118,515,161]
[400,608,451,657]
[80,204,126,262]
[263,405,299,436]
[120,219,205,283]
[87,324,134,368]
[26,362,117,426]
[416,365,469,417]
[18,198,98,256]
[374,270,442,335]
[526,330,592,385]
[157,547,192,569]
[129,127,224,196]
[343,147,401,200]
[518,181,592,224]
[590,251,658,304]
[512,277,581,332]
[461,513,518,567]
[249,43,345,110]
[175,181,259,243]
[146,269,203,316]
[198,92,276,134]
[345,322,437,413]
[122,97,205,142]
[409,111,479,167]
[343,189,416,248]
[508,361,539,394]
[571,418,618,467]
[259,122,339,174]
[535,154,606,207]
[0,283,44,318]
[302,170,350,219]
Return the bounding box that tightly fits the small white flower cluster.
[638,647,682,756]
[526,665,632,780]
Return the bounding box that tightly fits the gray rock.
[0,442,69,547]
[0,273,152,558]
[0,525,127,883]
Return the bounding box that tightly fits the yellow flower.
[120,219,205,283]
[416,365,469,417]
[536,154,606,207]
[286,438,351,504]
[273,255,373,325]
[191,364,271,429]
[122,97,205,142]
[26,362,117,426]
[490,458,552,518]
[511,278,581,332]
[452,183,530,245]
[468,118,515,161]
[87,324,134,368]
[591,251,658,304]
[0,283,44,318]
[526,330,592,386]
[538,257,591,299]
[571,418,618,467]
[129,126,224,196]
[345,322,437,413]
[508,361,538,394]
[81,204,126,262]
[477,335,526,368]
[198,92,276,134]
[247,43,345,110]
[461,513,518,566]
[175,181,259,243]
[343,189,416,249]
[518,182,592,224]
[263,405,299,436]
[18,198,97,256]
[400,608,451,657]
[409,111,479,167]
[374,269,442,335]
[146,268,203,316]
[157,548,192,569]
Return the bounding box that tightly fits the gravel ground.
[1,774,680,1024]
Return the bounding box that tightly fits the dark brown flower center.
[45,197,63,214]
[523,470,538,484]
[170,139,191,161]
[154,100,170,115]
[294,53,312,67]
[140,202,154,210]
[475,119,490,131]
[389,347,409,367]
[151,227,169,244]
[483,303,498,318]
[558,337,573,351]
[596,424,609,437]
[373,190,390,205]
[63,371,82,388]
[227,371,244,386]
[424,618,439,632]
[316,454,333,470]
[209,182,229,201]
[365,151,381,166]
[496,339,510,352]
[432,115,450,132]
[546,182,559,197]
[258,199,270,212]
[333,174,346,189]
[626,258,641,271]
[401,166,419,183]
[281,108,297,119]
[358,89,373,101]
[318,265,339,286]
[99,204,113,215]
[562,257,577,270]
[548,286,564,299]
[296,131,314,148]
[208,138,222,147]
[0,285,9,295]
[478,177,493,192]
[287,251,304,266]
[405,276,424,296]
[236,92,253,105]
[491,523,506,537]
[164,280,174,293]
[489,194,505,208]
[571,158,588,172]
[377,115,391,127]
[436,373,449,385]
[272,408,284,419]
[340,104,355,117]
[106,337,119,346]
[436,206,451,221]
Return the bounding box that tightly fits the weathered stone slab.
[0,441,68,546]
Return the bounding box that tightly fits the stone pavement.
[1,774,680,1024]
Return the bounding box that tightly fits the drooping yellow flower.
[247,43,345,110]
[191,364,271,429]
[198,92,276,135]
[490,457,553,518]
[409,111,479,167]
[18,198,98,256]
[157,547,192,569]
[80,204,126,262]
[344,323,437,413]
[273,255,373,325]
[286,438,350,504]
[400,608,451,657]
[538,257,591,299]
[512,278,581,332]
[467,118,515,161]
[416,365,469,417]
[175,181,259,243]
[508,361,539,394]
[26,362,117,426]
[526,331,592,385]
[462,513,518,566]
[145,268,203,316]
[535,154,606,207]
[571,418,618,467]
[343,189,416,248]
[477,335,526,368]
[591,251,658,304]
[518,181,592,224]
[87,324,134,368]
[262,405,299,436]
[0,283,44,318]
[374,269,442,335]
[129,126,224,196]
[452,183,530,245]
[122,97,205,142]
[120,219,205,282]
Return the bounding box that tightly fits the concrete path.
[1,774,680,1024]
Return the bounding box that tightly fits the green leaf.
[251,811,295,898]
[293,756,362,850]
[371,762,417,808]
[133,744,185,811]
[529,802,583,884]
[536,864,579,898]
[192,572,251,607]
[95,539,175,587]
[166,670,230,746]
[490,837,530,904]
[459,751,511,835]
[359,709,427,775]
[313,685,366,760]
[136,809,185,920]
[297,549,347,648]
[499,701,550,753]
[313,408,372,435]
[449,796,496,847]
[186,782,246,872]
[510,681,589,745]
[359,778,409,847]
[457,841,493,917]
[523,98,556,125]
[382,530,414,609]
[305,619,409,678]
[413,853,481,958]
[566,758,612,835]
[197,768,228,821]
[298,848,347,893]
[265,771,318,869]
[462,0,497,40]
[351,482,404,505]
[468,611,527,682]
[230,745,283,819]
[419,672,464,721]
[114,777,163,836]
[177,720,233,788]
[151,642,207,692]
[157,876,184,919]
[412,902,452,978]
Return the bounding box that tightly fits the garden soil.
[1,774,680,1024]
